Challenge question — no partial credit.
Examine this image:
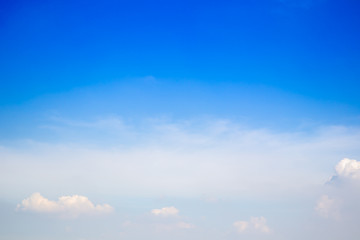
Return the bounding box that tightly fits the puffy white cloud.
[335,158,360,180]
[151,206,179,217]
[17,192,113,218]
[233,216,271,234]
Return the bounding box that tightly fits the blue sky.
[1,0,360,135]
[1,0,360,239]
[1,0,360,104]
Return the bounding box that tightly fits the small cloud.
[233,216,271,234]
[151,206,179,217]
[17,192,113,218]
[176,221,195,229]
[233,221,249,232]
[315,195,340,219]
[251,216,271,233]
[335,158,360,180]
[150,206,194,231]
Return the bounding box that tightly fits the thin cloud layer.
[17,192,113,218]
[233,221,249,232]
[151,206,179,217]
[315,195,340,219]
[233,216,271,234]
[2,121,360,199]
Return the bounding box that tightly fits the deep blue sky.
[1,0,360,102]
[0,0,360,138]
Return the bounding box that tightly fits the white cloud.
[151,206,179,217]
[17,192,113,218]
[315,159,360,221]
[233,216,271,234]
[150,206,194,231]
[335,158,360,180]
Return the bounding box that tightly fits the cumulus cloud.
[233,216,271,234]
[17,192,113,218]
[335,158,360,180]
[151,206,179,217]
[315,195,340,219]
[315,158,360,220]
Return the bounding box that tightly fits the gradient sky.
[1,0,360,239]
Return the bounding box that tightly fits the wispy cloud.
[315,195,340,219]
[2,119,360,199]
[233,216,271,234]
[151,206,179,217]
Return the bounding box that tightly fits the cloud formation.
[315,158,360,220]
[233,216,271,234]
[335,158,360,180]
[2,121,360,199]
[151,206,179,217]
[17,192,113,218]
